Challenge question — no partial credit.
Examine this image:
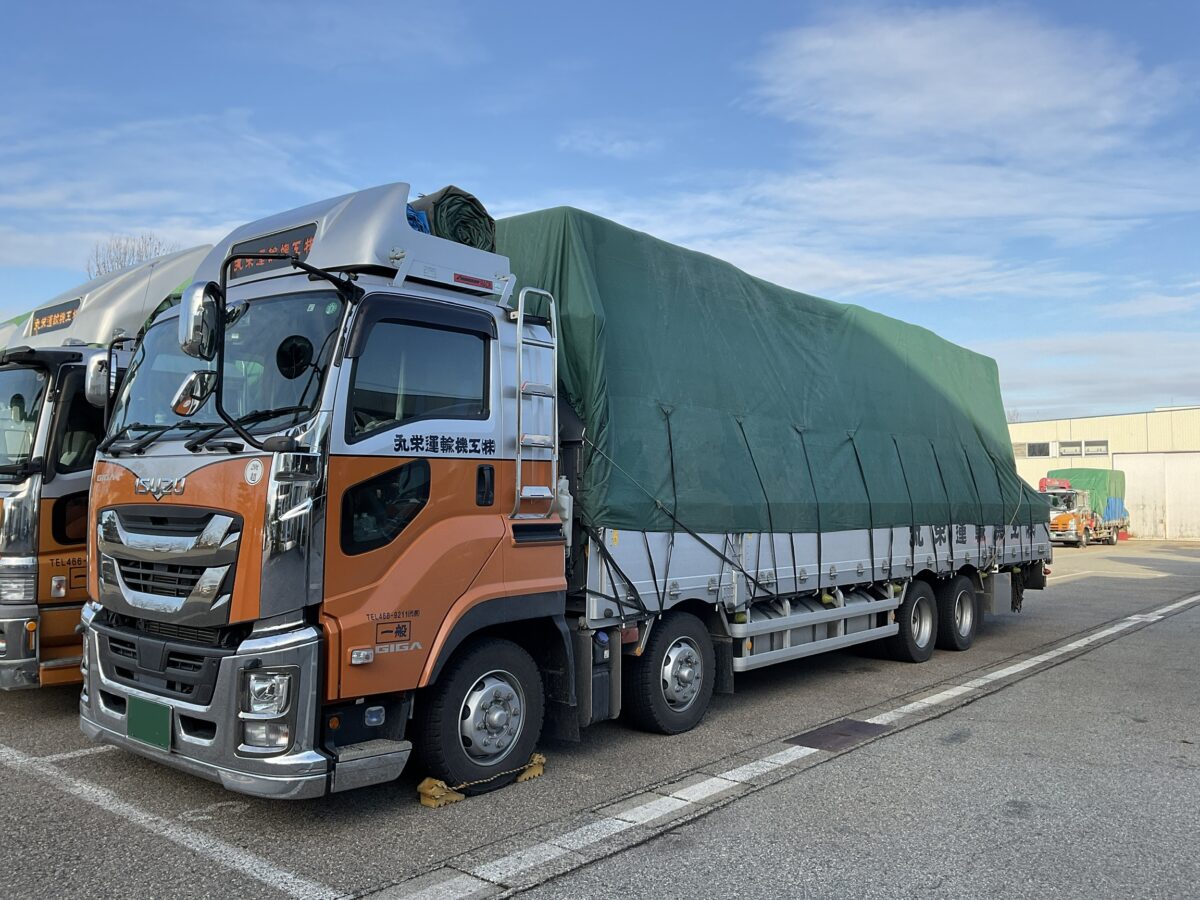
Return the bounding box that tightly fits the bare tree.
[1006,408,1022,424]
[86,233,180,278]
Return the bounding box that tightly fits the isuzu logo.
[134,476,186,501]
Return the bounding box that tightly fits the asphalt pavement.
[1,540,1197,899]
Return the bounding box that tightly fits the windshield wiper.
[184,406,311,452]
[109,421,208,456]
[99,422,161,454]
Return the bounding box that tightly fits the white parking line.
[384,593,1200,898]
[0,743,339,899]
[39,745,116,763]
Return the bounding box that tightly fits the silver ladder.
[512,287,559,519]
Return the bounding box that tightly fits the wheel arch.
[422,592,574,706]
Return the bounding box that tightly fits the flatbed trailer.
[79,184,1049,797]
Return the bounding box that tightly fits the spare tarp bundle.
[411,185,495,252]
[496,207,1048,536]
[1047,468,1127,522]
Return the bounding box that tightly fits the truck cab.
[0,247,210,689]
[1040,478,1100,546]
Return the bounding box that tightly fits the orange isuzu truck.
[79,183,1049,798]
[0,247,208,690]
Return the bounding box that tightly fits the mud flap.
[713,634,735,695]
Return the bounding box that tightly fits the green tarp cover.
[1047,468,1126,523]
[496,208,1048,535]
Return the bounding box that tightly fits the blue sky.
[2,0,1198,418]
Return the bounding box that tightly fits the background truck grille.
[117,560,206,598]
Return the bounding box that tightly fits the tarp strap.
[737,417,776,601]
[959,443,986,563]
[891,435,914,579]
[585,524,650,621]
[582,435,778,600]
[847,431,877,582]
[793,425,822,590]
[929,439,953,571]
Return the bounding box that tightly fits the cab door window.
[348,321,488,441]
[55,376,105,473]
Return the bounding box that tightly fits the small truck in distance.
[1040,469,1128,547]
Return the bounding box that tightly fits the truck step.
[520,381,555,397]
[520,434,554,449]
[519,485,554,501]
[331,739,412,793]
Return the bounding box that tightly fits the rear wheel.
[935,574,978,651]
[623,611,715,735]
[885,581,938,662]
[415,638,544,794]
[1108,526,1119,545]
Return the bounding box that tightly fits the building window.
[1084,440,1109,456]
[1058,441,1082,457]
[1026,442,1050,458]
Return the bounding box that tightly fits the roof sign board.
[29,298,81,336]
[230,224,317,279]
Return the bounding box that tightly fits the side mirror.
[84,354,111,408]
[171,370,217,417]
[179,281,222,361]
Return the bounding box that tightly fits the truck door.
[38,366,102,681]
[321,295,507,699]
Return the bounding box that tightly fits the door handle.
[476,465,495,507]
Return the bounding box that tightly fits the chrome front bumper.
[79,617,330,800]
[0,606,39,690]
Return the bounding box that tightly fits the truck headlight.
[243,721,291,749]
[0,573,35,604]
[245,671,292,716]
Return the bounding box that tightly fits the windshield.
[1048,493,1076,511]
[109,291,345,438]
[0,367,47,468]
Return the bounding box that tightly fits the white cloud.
[557,128,663,160]
[0,110,354,271]
[1097,293,1200,319]
[978,331,1200,418]
[752,7,1179,161]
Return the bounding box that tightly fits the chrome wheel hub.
[460,670,524,767]
[661,637,703,712]
[954,589,974,637]
[911,595,934,648]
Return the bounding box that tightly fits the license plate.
[127,696,172,751]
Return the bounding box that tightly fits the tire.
[1080,529,1090,548]
[935,574,978,651]
[415,638,544,795]
[885,581,938,663]
[1108,526,1119,546]
[623,611,715,735]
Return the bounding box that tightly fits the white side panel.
[585,522,1050,625]
[1115,452,1200,541]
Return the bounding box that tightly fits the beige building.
[1009,407,1200,540]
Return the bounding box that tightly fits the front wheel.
[885,581,938,662]
[623,611,715,735]
[1080,529,1090,548]
[415,638,544,794]
[935,575,978,651]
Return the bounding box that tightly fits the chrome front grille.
[116,560,206,599]
[96,506,243,628]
